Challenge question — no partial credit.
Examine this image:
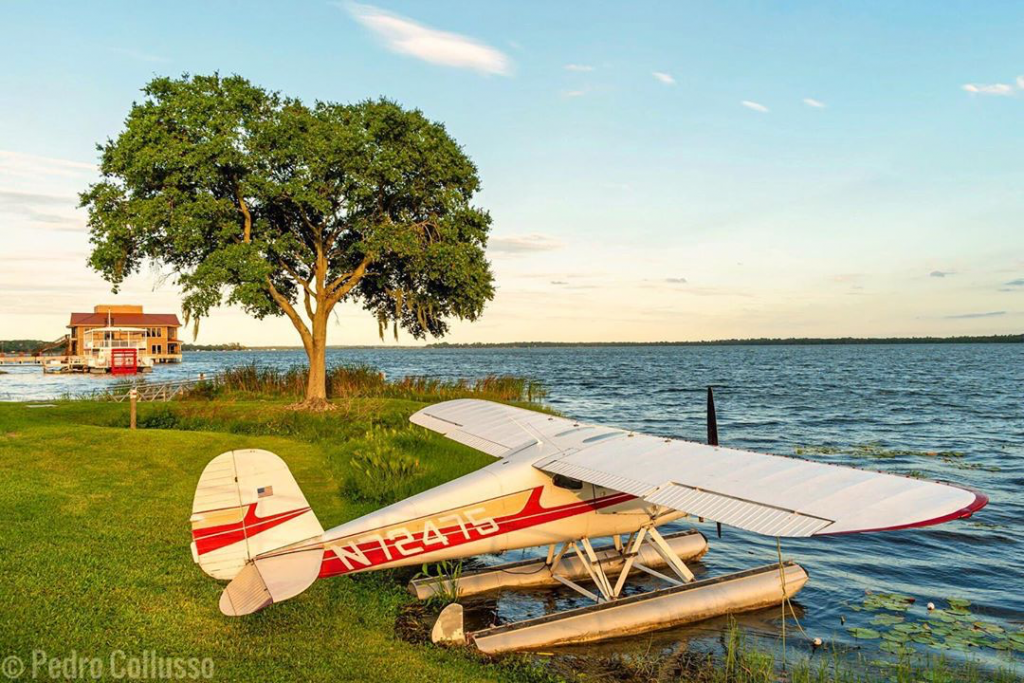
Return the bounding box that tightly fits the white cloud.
[741,100,769,113]
[1018,75,1024,89]
[564,64,594,72]
[652,71,675,85]
[962,82,1014,96]
[803,98,826,108]
[346,3,511,76]
[489,233,564,254]
[561,89,586,98]
[0,189,86,232]
[0,149,95,180]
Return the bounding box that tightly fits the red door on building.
[110,348,138,375]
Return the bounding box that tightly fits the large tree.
[82,74,494,408]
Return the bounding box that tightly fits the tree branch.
[303,287,315,321]
[278,259,314,298]
[326,256,371,307]
[266,277,313,352]
[236,185,252,243]
[326,256,372,296]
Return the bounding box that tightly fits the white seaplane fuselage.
[313,443,679,579]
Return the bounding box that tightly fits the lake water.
[3,344,1022,669]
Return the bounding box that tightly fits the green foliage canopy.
[81,74,494,370]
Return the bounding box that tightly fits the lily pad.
[862,592,915,612]
[928,610,955,621]
[870,614,905,626]
[848,627,881,640]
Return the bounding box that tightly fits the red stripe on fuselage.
[318,487,636,578]
[192,504,311,555]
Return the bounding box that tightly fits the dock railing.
[82,374,212,403]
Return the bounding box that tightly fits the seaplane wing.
[410,398,581,457]
[410,399,987,537]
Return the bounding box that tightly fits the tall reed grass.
[182,362,547,404]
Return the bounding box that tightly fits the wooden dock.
[0,355,173,374]
[0,355,44,366]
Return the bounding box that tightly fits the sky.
[1,0,1023,346]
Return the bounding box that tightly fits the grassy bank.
[0,397,553,683]
[0,385,1018,682]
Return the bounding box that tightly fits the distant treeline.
[429,334,1023,349]
[0,339,48,353]
[181,343,247,351]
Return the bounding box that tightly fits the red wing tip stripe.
[818,489,989,536]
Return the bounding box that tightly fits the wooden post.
[129,388,138,430]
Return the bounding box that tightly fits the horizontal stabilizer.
[220,547,324,616]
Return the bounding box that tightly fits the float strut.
[646,526,695,583]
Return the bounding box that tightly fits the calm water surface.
[3,344,1022,669]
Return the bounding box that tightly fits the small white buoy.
[812,637,823,648]
[927,602,936,611]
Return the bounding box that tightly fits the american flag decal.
[257,486,274,498]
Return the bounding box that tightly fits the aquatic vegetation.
[794,443,1000,472]
[848,591,916,612]
[843,591,1024,659]
[416,559,464,607]
[566,620,1024,682]
[869,614,905,626]
[848,627,882,640]
[178,361,548,404]
[795,443,966,460]
[968,520,1003,530]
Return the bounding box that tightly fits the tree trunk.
[299,308,333,411]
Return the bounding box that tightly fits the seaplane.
[189,392,988,653]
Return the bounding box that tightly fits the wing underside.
[409,399,987,537]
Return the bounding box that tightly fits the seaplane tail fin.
[190,449,325,615]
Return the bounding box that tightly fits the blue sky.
[1,1,1022,344]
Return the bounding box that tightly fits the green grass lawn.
[0,398,552,683]
[1,398,1018,683]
